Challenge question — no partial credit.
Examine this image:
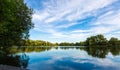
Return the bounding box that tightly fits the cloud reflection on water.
[27,48,120,70]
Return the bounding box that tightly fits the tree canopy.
[85,34,107,46]
[109,37,120,46]
[0,0,33,47]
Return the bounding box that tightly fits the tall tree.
[0,0,33,47]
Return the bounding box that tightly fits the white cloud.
[91,10,120,35]
[33,0,116,23]
[71,10,120,35]
[32,11,49,21]
[28,0,120,42]
[65,0,116,21]
[90,26,112,34]
[57,22,78,28]
[44,17,57,23]
[72,30,91,33]
[95,11,120,25]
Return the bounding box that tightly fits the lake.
[1,46,120,70]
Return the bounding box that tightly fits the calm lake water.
[14,46,120,70]
[1,46,120,70]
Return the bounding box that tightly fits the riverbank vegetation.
[58,34,120,47]
[23,40,57,46]
[14,34,120,47]
[1,34,120,47]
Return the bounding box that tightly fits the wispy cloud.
[56,22,78,28]
[25,0,120,42]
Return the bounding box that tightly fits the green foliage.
[85,34,120,46]
[58,41,85,46]
[0,0,33,47]
[109,37,120,46]
[24,40,57,46]
[59,42,74,46]
[85,34,108,46]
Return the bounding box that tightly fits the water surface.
[17,46,120,70]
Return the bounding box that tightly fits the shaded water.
[1,46,120,70]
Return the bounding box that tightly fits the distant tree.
[109,37,120,46]
[55,43,59,46]
[80,42,86,46]
[85,34,107,46]
[74,42,85,46]
[23,40,56,46]
[0,0,33,47]
[59,42,73,46]
[75,42,80,46]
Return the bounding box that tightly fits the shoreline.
[0,65,26,70]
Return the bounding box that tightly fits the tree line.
[21,40,57,46]
[58,34,120,46]
[20,34,120,47]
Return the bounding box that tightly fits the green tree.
[85,34,107,46]
[109,37,120,46]
[59,42,73,46]
[0,0,33,47]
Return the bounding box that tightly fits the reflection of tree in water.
[83,46,109,58]
[81,46,120,58]
[1,46,120,68]
[0,46,53,68]
[20,53,29,68]
[0,47,29,68]
[0,54,21,67]
[109,46,120,56]
[0,48,19,67]
[9,46,52,53]
[0,52,29,69]
[59,46,81,50]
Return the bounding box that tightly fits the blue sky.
[24,0,120,43]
